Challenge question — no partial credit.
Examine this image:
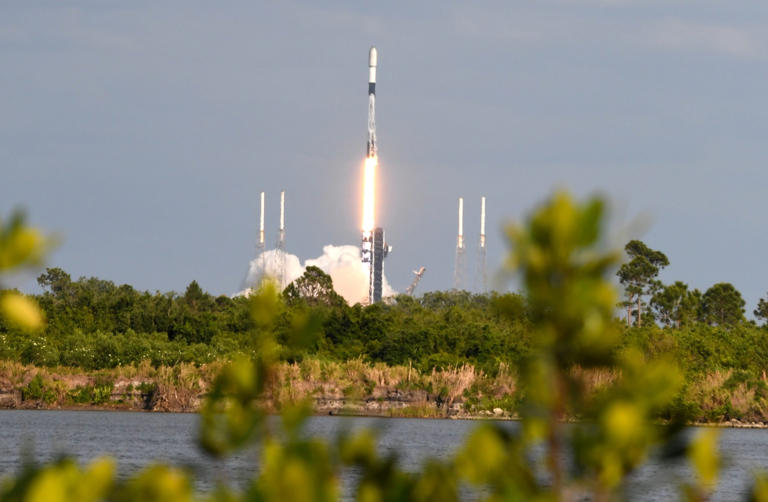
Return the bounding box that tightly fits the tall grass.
[3,357,768,422]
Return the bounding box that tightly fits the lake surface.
[1,410,767,500]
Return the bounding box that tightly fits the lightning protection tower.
[276,190,286,289]
[254,191,266,288]
[454,197,465,290]
[478,196,487,293]
[258,191,266,254]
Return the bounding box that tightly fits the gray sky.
[2,1,767,311]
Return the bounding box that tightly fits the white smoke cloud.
[237,245,395,305]
[239,249,304,293]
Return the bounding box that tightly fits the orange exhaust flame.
[362,156,377,232]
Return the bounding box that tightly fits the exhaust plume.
[239,244,394,304]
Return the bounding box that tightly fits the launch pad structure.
[370,227,388,303]
[361,225,389,304]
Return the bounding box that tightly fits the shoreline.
[3,401,768,429]
[4,360,768,428]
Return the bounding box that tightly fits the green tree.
[651,281,701,328]
[283,266,344,307]
[617,240,669,327]
[37,267,73,296]
[755,294,768,326]
[701,282,745,326]
[183,280,208,309]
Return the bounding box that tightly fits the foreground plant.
[0,211,50,331]
[0,194,765,501]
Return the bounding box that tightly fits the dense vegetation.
[2,260,768,384]
[1,267,530,372]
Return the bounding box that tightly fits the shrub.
[21,374,56,403]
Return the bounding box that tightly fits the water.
[1,410,767,500]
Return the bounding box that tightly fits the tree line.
[1,243,767,374]
[618,239,767,327]
[0,267,528,372]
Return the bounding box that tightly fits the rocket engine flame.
[362,156,377,232]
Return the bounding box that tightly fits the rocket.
[361,47,376,277]
[361,46,389,304]
[366,46,378,158]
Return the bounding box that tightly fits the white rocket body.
[368,47,377,85]
[366,46,377,159]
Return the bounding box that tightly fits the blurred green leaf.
[0,291,44,331]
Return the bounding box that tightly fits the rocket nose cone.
[368,46,378,67]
